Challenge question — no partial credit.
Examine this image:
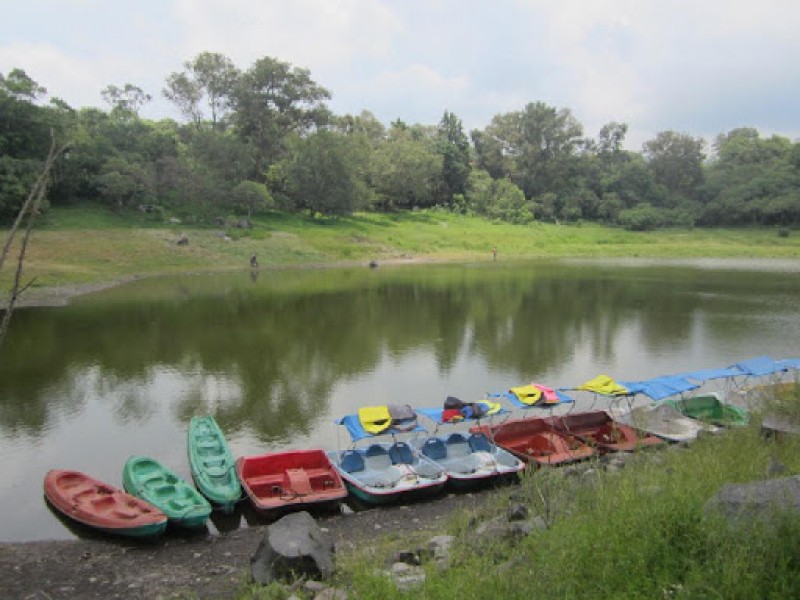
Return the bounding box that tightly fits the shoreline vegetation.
[3,205,800,308]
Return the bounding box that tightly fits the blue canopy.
[775,358,800,371]
[415,404,509,425]
[619,376,699,401]
[731,355,780,377]
[680,367,742,382]
[335,414,427,443]
[488,389,575,409]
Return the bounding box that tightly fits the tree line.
[2,53,799,230]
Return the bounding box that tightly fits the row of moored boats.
[44,355,798,538]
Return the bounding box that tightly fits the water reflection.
[1,260,799,541]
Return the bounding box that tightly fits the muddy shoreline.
[0,490,496,599]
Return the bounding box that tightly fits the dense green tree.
[284,131,364,216]
[465,169,531,223]
[702,128,799,225]
[474,102,584,202]
[232,57,331,178]
[0,69,61,218]
[164,52,239,130]
[369,130,442,210]
[435,111,471,206]
[231,180,274,218]
[642,131,705,206]
[333,110,386,146]
[101,83,151,118]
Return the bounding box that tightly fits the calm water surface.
[1,259,799,541]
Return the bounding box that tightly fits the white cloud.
[171,0,402,70]
[0,42,105,108]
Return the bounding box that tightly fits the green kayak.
[664,393,749,427]
[188,415,241,513]
[123,455,211,529]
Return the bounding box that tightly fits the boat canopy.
[680,367,741,382]
[575,375,630,396]
[775,358,800,371]
[336,414,427,442]
[731,355,782,377]
[619,376,699,401]
[415,404,509,425]
[488,389,575,408]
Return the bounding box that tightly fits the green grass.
[3,205,800,299]
[322,425,800,599]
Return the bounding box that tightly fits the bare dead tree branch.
[0,131,70,349]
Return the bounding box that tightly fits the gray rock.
[388,562,426,591]
[762,415,800,439]
[427,535,454,561]
[314,589,348,600]
[706,476,800,524]
[250,511,335,585]
[507,502,529,521]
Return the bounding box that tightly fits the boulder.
[705,476,800,524]
[761,414,800,440]
[250,512,334,585]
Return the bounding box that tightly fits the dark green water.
[1,259,799,541]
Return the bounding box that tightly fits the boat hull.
[236,449,347,513]
[410,433,525,491]
[471,418,595,466]
[664,393,749,427]
[188,416,242,513]
[327,445,448,506]
[44,470,167,538]
[546,411,663,452]
[614,403,719,442]
[123,456,212,529]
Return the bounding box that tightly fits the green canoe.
[664,393,750,427]
[188,415,241,513]
[122,455,211,529]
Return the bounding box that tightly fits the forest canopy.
[1,54,799,229]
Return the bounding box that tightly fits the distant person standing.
[492,245,497,261]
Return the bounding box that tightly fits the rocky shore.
[0,490,493,600]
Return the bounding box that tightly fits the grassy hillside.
[3,205,800,297]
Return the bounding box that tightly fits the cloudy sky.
[2,0,799,150]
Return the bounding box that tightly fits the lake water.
[1,259,799,542]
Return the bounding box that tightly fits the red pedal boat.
[546,410,663,452]
[236,449,347,513]
[471,417,595,466]
[44,469,168,538]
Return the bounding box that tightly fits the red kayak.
[236,449,347,512]
[44,470,168,538]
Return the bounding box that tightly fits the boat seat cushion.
[204,465,228,478]
[468,433,493,453]
[389,442,414,465]
[285,469,313,495]
[446,433,471,458]
[421,438,447,461]
[364,444,392,469]
[339,450,365,473]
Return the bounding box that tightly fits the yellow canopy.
[358,405,392,434]
[509,384,543,406]
[577,375,629,396]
